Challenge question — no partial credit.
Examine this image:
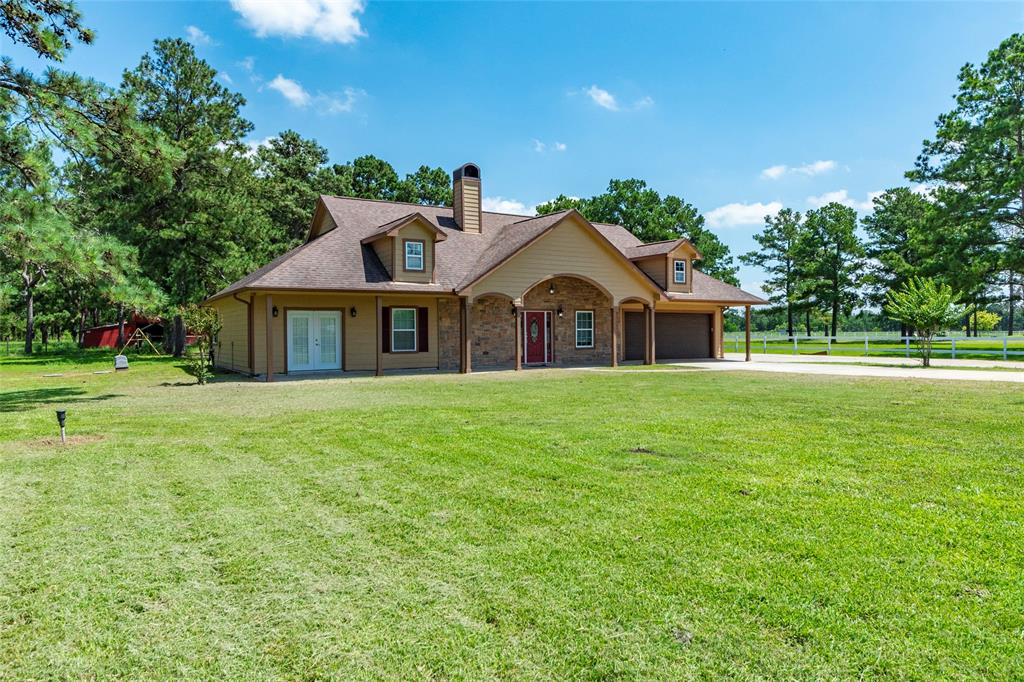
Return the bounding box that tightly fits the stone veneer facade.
[437,297,461,371]
[434,277,615,371]
[521,276,612,366]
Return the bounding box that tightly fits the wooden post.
[514,305,523,371]
[265,295,274,382]
[375,295,383,376]
[644,303,655,365]
[611,305,619,367]
[461,297,472,374]
[745,305,752,362]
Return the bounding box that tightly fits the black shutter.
[417,307,428,352]
[381,306,391,353]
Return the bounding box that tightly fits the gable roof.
[207,195,766,305]
[455,209,661,295]
[623,237,701,261]
[360,212,448,244]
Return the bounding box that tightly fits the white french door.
[287,310,342,371]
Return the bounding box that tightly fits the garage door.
[655,313,712,359]
[623,312,645,361]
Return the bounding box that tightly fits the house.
[205,163,765,379]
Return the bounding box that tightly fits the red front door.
[524,311,548,364]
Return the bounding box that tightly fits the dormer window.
[404,240,424,271]
[674,259,687,284]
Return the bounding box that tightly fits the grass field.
[724,334,1024,362]
[2,351,1023,679]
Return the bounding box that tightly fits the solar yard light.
[56,410,67,444]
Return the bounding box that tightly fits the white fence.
[722,334,1024,360]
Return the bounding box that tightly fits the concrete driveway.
[669,353,1024,383]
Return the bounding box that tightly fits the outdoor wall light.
[350,307,358,318]
[510,305,517,317]
[557,305,564,318]
[548,283,555,295]
[272,306,279,317]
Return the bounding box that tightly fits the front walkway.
[676,353,1024,383]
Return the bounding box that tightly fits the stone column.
[461,297,472,374]
[610,305,619,367]
[514,305,523,371]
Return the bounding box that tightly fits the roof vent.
[452,163,481,233]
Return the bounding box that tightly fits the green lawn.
[725,335,1024,362]
[2,352,1023,679]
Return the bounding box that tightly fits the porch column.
[610,305,619,367]
[461,297,472,374]
[265,294,274,382]
[643,303,654,365]
[649,303,657,365]
[745,305,752,362]
[375,295,383,376]
[514,305,523,371]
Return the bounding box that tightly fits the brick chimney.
[452,163,481,233]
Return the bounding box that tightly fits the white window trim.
[674,259,687,284]
[391,307,418,353]
[404,241,424,272]
[575,310,594,349]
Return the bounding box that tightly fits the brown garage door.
[655,313,712,359]
[623,311,645,361]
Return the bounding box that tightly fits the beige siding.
[666,244,697,294]
[471,214,656,304]
[454,178,481,233]
[372,240,393,277]
[249,292,443,376]
[392,222,435,284]
[212,295,250,373]
[635,256,667,289]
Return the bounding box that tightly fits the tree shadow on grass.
[0,387,124,413]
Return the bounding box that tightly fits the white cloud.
[806,189,883,212]
[532,139,567,153]
[581,85,653,112]
[482,196,536,216]
[706,201,783,228]
[761,160,837,180]
[245,136,276,157]
[185,25,213,45]
[322,87,364,113]
[238,56,255,72]
[218,72,233,85]
[267,73,363,113]
[230,0,366,44]
[586,85,618,111]
[268,75,312,107]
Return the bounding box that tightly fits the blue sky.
[28,1,1024,292]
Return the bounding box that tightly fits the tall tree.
[397,165,452,206]
[861,187,931,334]
[740,208,803,338]
[1,0,158,187]
[254,130,330,246]
[909,33,1024,334]
[537,179,739,284]
[798,203,864,337]
[350,155,400,200]
[70,38,270,303]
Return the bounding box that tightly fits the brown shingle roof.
[207,195,766,305]
[665,270,766,304]
[623,237,701,260]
